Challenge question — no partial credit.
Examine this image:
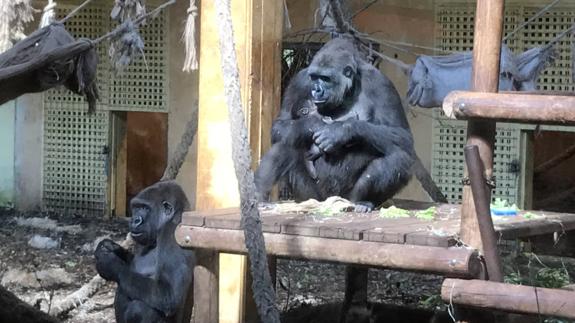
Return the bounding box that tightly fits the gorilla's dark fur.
[256,37,415,212]
[255,69,325,194]
[95,181,194,323]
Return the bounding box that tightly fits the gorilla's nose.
[132,215,143,228]
[312,84,324,100]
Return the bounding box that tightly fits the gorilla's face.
[128,182,187,247]
[293,99,317,119]
[307,60,356,115]
[129,199,176,246]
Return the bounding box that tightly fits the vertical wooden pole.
[457,1,505,321]
[464,145,504,282]
[518,131,534,210]
[110,111,127,217]
[460,0,505,251]
[195,0,283,322]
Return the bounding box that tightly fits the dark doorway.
[533,131,575,213]
[126,112,168,203]
[110,111,168,217]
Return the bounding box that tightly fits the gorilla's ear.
[162,201,175,220]
[343,65,354,78]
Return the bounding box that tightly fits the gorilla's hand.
[95,239,127,282]
[312,122,353,153]
[305,144,323,161]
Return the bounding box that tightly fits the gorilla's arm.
[313,120,414,156]
[117,264,192,317]
[271,113,324,147]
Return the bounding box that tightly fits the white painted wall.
[0,101,15,205]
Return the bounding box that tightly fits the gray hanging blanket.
[0,23,99,112]
[407,45,555,109]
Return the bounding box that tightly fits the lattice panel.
[432,3,529,204]
[519,8,575,92]
[435,4,520,52]
[108,11,169,112]
[43,4,110,216]
[431,118,520,204]
[43,102,109,216]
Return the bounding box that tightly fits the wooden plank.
[110,111,128,218]
[194,0,283,320]
[193,250,219,323]
[518,131,534,210]
[319,215,381,240]
[404,219,460,247]
[443,91,575,126]
[459,0,505,254]
[442,279,575,319]
[364,218,434,243]
[176,226,481,278]
[181,208,238,226]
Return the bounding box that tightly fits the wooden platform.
[176,199,575,279]
[178,200,575,248]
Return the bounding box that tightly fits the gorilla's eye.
[343,66,354,78]
[299,107,309,115]
[310,74,331,83]
[162,201,174,215]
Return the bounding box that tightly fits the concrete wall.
[167,0,200,209]
[14,94,44,211]
[0,101,15,206]
[285,0,436,201]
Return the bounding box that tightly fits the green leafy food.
[379,206,410,218]
[415,207,436,220]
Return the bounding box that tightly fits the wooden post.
[518,131,534,210]
[460,0,505,251]
[464,145,503,282]
[110,111,127,217]
[195,0,283,322]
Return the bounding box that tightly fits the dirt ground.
[1,207,573,323]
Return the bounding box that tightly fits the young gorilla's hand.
[95,239,127,282]
[312,122,353,153]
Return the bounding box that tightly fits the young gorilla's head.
[282,69,318,119]
[128,181,190,246]
[307,37,361,115]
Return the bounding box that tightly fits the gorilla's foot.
[353,201,374,213]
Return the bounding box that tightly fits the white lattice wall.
[43,3,168,216]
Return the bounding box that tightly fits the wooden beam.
[176,226,481,278]
[194,0,283,322]
[444,91,575,125]
[442,279,575,319]
[110,111,127,217]
[464,146,503,282]
[459,0,505,251]
[518,131,534,210]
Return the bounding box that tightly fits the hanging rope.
[283,0,292,31]
[0,1,11,52]
[0,0,34,53]
[182,0,198,72]
[40,0,57,28]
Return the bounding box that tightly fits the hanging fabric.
[182,0,198,72]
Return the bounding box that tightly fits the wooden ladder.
[441,0,575,321]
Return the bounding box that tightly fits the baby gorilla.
[95,181,194,323]
[255,70,329,201]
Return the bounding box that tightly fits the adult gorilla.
[257,37,415,212]
[95,181,194,323]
